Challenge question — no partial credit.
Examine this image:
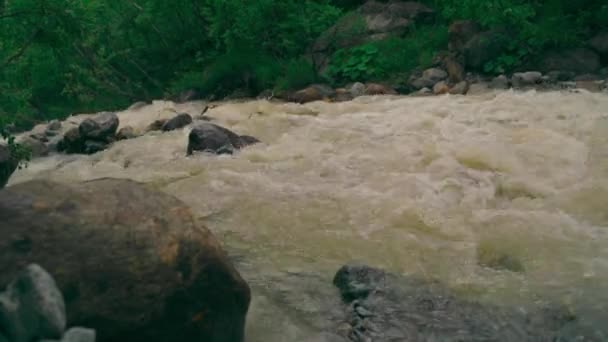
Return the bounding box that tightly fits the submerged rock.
[432,81,449,95]
[0,179,251,342]
[161,113,193,132]
[449,81,469,95]
[187,123,260,155]
[333,263,600,341]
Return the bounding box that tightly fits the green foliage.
[325,24,448,84]
[0,0,605,130]
[326,44,383,83]
[275,58,319,91]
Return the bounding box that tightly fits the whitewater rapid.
[9,89,608,340]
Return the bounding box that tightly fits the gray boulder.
[58,112,119,155]
[449,81,469,95]
[410,68,448,89]
[490,75,510,89]
[0,264,66,342]
[512,71,543,88]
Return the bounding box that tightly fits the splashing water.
[10,89,608,340]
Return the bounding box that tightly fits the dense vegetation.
[0,0,606,134]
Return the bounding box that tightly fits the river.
[9,89,608,340]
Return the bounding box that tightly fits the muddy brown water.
[10,89,608,340]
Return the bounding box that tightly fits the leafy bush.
[325,24,448,84]
[275,58,319,91]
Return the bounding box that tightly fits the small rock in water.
[432,81,449,95]
[511,71,543,88]
[348,82,366,97]
[477,245,524,272]
[0,264,66,342]
[333,264,386,301]
[449,81,469,94]
[187,123,259,155]
[78,112,119,141]
[490,75,510,89]
[161,113,193,132]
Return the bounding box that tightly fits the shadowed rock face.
[0,179,251,342]
[333,264,604,342]
[0,145,17,188]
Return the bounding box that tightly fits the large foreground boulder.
[188,123,260,155]
[0,145,17,188]
[57,112,119,155]
[0,179,251,342]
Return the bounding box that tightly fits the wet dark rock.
[115,126,137,141]
[161,113,193,132]
[0,264,66,341]
[58,112,119,155]
[187,123,259,155]
[333,263,602,342]
[334,88,354,102]
[540,48,601,74]
[0,179,251,342]
[239,135,261,147]
[78,112,119,142]
[0,145,18,188]
[82,140,107,155]
[333,264,386,302]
